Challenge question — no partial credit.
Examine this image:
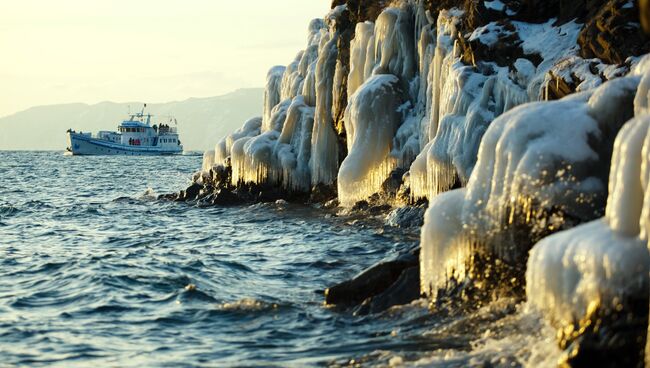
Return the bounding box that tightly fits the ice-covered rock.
[409,13,586,200]
[310,17,340,187]
[214,117,262,167]
[420,74,640,299]
[202,150,215,173]
[338,75,404,205]
[262,66,286,132]
[524,62,650,366]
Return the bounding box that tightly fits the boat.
[66,105,183,156]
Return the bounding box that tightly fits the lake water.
[0,151,559,367]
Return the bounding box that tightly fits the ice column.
[310,10,342,186]
[338,75,404,205]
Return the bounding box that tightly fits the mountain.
[0,88,263,151]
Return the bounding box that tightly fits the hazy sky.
[0,0,328,118]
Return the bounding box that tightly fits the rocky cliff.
[188,1,650,366]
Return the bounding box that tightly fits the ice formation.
[310,8,341,186]
[526,61,650,341]
[202,150,215,173]
[338,75,404,205]
[207,14,330,191]
[409,14,587,200]
[210,2,430,195]
[213,117,262,168]
[420,74,640,298]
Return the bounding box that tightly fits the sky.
[0,0,328,118]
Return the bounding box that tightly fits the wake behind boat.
[66,105,183,156]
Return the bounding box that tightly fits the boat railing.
[157,125,178,134]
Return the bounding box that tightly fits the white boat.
[66,106,183,156]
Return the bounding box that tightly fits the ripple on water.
[0,152,552,367]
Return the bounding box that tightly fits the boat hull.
[67,132,182,156]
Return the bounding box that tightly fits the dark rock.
[354,266,420,315]
[212,189,241,206]
[183,183,202,201]
[385,206,426,228]
[368,204,392,215]
[323,198,340,209]
[579,0,650,65]
[381,168,407,197]
[325,258,417,306]
[545,71,582,101]
[558,295,649,368]
[332,0,388,23]
[351,200,369,212]
[642,0,650,34]
[211,164,232,188]
[310,183,338,203]
[158,193,179,201]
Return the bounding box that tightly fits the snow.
[526,69,650,328]
[469,23,513,48]
[484,0,505,12]
[409,14,593,200]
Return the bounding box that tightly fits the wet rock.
[558,296,648,368]
[325,248,419,307]
[172,182,202,202]
[323,198,340,209]
[310,183,338,204]
[380,168,406,197]
[385,206,426,228]
[354,266,420,315]
[212,189,240,206]
[210,164,232,188]
[158,193,179,201]
[351,200,369,212]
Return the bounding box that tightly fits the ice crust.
[527,67,650,330]
[420,74,640,298]
[207,2,598,204]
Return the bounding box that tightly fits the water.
[0,151,558,367]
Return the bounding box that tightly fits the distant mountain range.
[0,88,263,151]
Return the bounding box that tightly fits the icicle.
[262,66,286,132]
[214,117,262,167]
[202,150,215,173]
[310,26,340,186]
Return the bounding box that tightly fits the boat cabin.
[116,113,181,148]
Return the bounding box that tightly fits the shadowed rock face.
[642,0,650,34]
[579,0,650,64]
